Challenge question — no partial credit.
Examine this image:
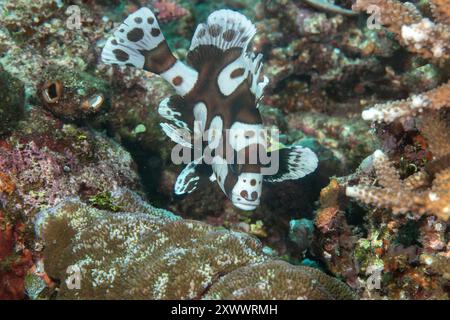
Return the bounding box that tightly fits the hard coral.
[36,189,355,300]
[346,149,449,221]
[352,0,450,64]
[361,80,450,123]
[205,260,356,300]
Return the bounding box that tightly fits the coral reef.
[0,211,33,300]
[35,189,355,300]
[0,67,25,136]
[152,0,189,23]
[38,65,110,122]
[0,0,448,301]
[353,0,450,63]
[346,149,449,221]
[0,108,140,220]
[361,81,450,122]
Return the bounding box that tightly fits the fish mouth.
[233,201,258,211]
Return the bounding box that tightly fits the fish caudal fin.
[189,9,256,52]
[264,146,318,183]
[102,7,198,96]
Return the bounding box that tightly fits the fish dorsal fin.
[189,9,256,52]
[264,146,318,183]
[187,10,269,102]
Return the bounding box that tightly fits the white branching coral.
[353,0,450,63]
[361,81,450,122]
[346,150,450,221]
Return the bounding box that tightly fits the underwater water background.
[0,0,449,300]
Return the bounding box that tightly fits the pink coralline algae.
[152,0,188,23]
[0,108,140,220]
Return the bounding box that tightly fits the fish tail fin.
[102,8,174,73]
[102,8,198,95]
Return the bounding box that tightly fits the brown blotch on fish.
[172,76,183,86]
[151,28,161,37]
[127,28,144,42]
[113,49,129,62]
[208,24,222,37]
[223,29,236,42]
[147,17,154,24]
[141,41,177,74]
[230,68,245,79]
[250,179,256,186]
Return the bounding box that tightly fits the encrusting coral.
[35,188,355,300]
[353,0,450,63]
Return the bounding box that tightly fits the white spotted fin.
[264,146,318,183]
[102,8,165,69]
[102,7,198,96]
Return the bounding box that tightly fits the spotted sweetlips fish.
[102,8,318,210]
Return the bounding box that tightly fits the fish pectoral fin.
[160,123,192,148]
[159,95,193,147]
[174,158,204,195]
[264,145,318,183]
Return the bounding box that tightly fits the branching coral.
[353,0,450,63]
[429,0,450,25]
[35,189,355,300]
[361,81,450,123]
[346,149,449,221]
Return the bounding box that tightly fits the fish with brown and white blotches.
[102,8,318,210]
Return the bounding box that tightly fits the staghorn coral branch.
[420,111,450,159]
[373,150,402,189]
[353,0,450,63]
[346,150,450,221]
[403,171,430,190]
[429,0,450,24]
[361,80,450,122]
[352,0,422,34]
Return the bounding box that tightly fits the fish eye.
[229,163,243,175]
[42,81,63,103]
